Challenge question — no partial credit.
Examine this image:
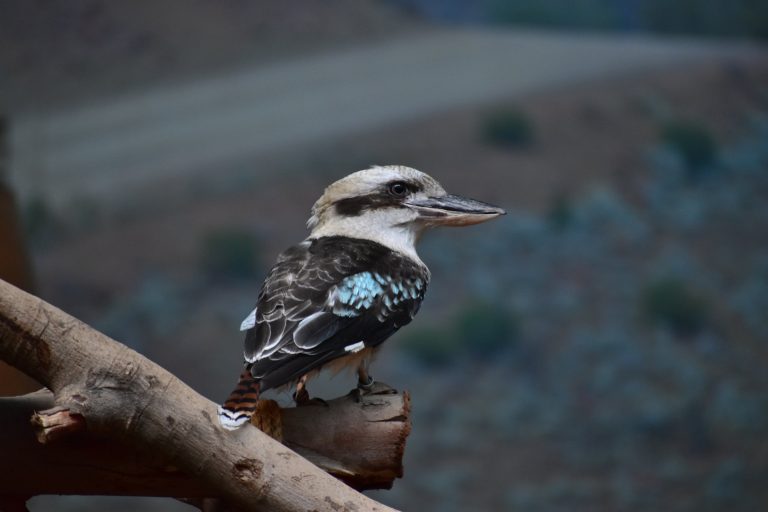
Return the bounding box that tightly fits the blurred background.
[1,1,767,511]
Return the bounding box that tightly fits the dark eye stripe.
[333,180,422,217]
[334,194,391,216]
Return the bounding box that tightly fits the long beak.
[405,194,506,226]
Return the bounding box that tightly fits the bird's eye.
[388,182,409,198]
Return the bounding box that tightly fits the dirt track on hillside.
[10,28,764,207]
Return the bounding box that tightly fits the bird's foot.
[351,377,397,402]
[358,375,375,391]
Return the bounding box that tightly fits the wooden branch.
[283,387,411,490]
[0,388,410,496]
[0,278,403,512]
[0,182,42,397]
[31,405,87,444]
[0,390,218,498]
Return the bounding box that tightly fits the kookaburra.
[218,165,504,429]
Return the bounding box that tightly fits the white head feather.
[307,165,446,261]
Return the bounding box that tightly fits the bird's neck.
[309,218,423,264]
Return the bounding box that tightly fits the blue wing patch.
[332,271,385,317]
[329,272,425,319]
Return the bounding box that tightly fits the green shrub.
[548,194,574,231]
[491,0,621,30]
[23,196,64,245]
[456,300,519,357]
[483,108,534,149]
[641,278,710,336]
[399,326,461,368]
[489,0,768,39]
[639,0,768,38]
[200,229,261,280]
[660,121,718,177]
[70,196,102,230]
[399,301,520,366]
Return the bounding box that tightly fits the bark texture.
[0,278,404,512]
[0,388,410,495]
[0,181,41,396]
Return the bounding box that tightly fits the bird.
[218,165,505,429]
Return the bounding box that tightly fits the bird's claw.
[293,388,309,405]
[358,375,375,391]
[351,378,397,402]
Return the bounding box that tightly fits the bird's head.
[308,165,505,257]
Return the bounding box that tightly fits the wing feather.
[293,311,341,350]
[241,237,429,390]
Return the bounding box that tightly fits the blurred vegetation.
[641,278,710,336]
[660,121,718,178]
[547,194,575,231]
[33,58,768,509]
[97,276,187,350]
[491,0,622,31]
[400,300,519,366]
[482,107,535,149]
[200,229,261,280]
[392,0,768,38]
[392,114,768,511]
[457,300,520,358]
[23,196,64,247]
[23,195,110,247]
[398,326,461,367]
[70,195,104,231]
[489,0,768,38]
[639,0,768,39]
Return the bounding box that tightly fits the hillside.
[0,0,413,112]
[25,55,768,511]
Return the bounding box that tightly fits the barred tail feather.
[218,369,260,430]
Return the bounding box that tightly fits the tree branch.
[0,388,410,495]
[0,278,403,511]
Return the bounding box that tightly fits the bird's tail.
[217,368,260,430]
